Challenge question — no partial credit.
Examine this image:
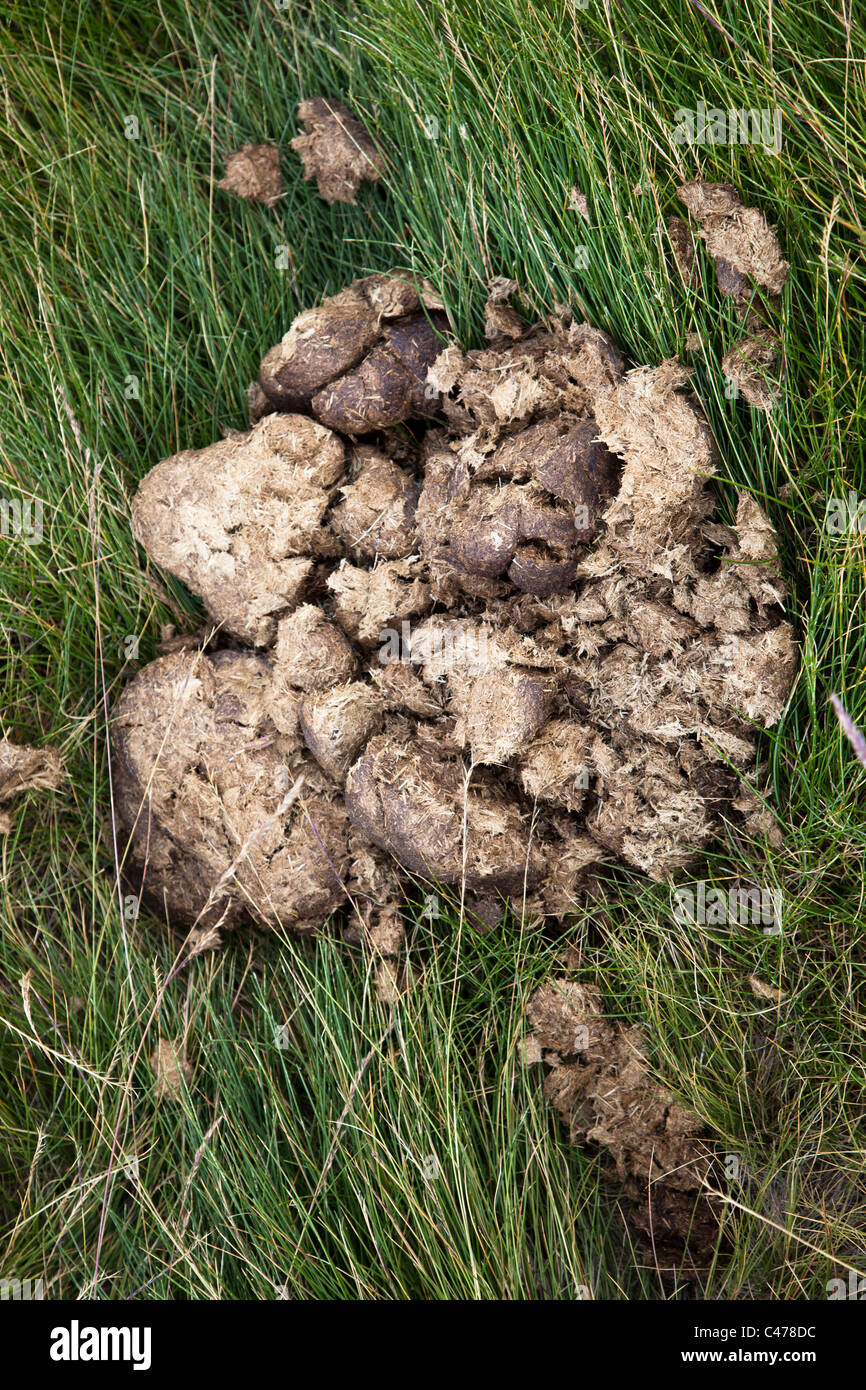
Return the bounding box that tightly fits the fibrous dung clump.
[524,979,722,1268]
[290,97,385,205]
[720,332,783,411]
[218,144,285,208]
[0,738,67,834]
[113,649,353,932]
[119,268,796,936]
[667,215,697,287]
[131,413,346,647]
[677,181,788,301]
[677,180,788,410]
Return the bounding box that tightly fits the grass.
[0,0,864,1299]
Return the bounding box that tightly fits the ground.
[0,0,864,1299]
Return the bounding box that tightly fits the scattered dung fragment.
[0,739,67,833]
[747,974,785,1002]
[722,332,783,410]
[290,96,385,205]
[675,182,790,408]
[677,180,788,299]
[667,215,697,287]
[526,979,722,1268]
[150,1038,193,1100]
[677,180,788,404]
[567,187,590,220]
[0,740,67,801]
[217,143,284,207]
[483,277,524,341]
[730,781,785,848]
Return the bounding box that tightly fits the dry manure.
[218,144,285,208]
[0,739,67,835]
[290,97,385,206]
[676,180,788,410]
[525,979,723,1269]
[255,269,447,432]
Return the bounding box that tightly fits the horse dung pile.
[114,184,795,1264]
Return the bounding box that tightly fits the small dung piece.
[407,615,560,766]
[272,604,358,693]
[722,332,783,411]
[291,96,385,205]
[526,979,721,1268]
[747,973,785,1003]
[432,319,625,431]
[330,448,420,560]
[0,739,67,833]
[517,1033,544,1066]
[484,277,524,341]
[312,314,444,433]
[247,378,271,426]
[415,414,620,603]
[677,180,788,301]
[218,144,285,208]
[370,660,443,719]
[567,187,590,220]
[298,681,384,781]
[730,781,785,848]
[344,723,546,896]
[667,215,697,287]
[258,284,380,413]
[150,1038,193,1100]
[365,903,405,956]
[519,719,595,815]
[327,556,431,648]
[0,739,67,802]
[714,256,751,300]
